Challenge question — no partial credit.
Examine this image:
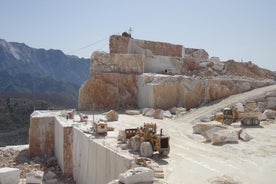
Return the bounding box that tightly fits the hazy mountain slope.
[0,39,90,86]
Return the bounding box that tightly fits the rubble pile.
[194,91,276,145]
[0,147,75,183]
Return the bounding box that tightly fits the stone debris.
[143,108,155,117]
[117,130,127,142]
[201,127,225,142]
[193,122,228,134]
[130,136,140,152]
[209,174,242,184]
[132,157,165,179]
[175,107,187,117]
[163,110,173,118]
[169,107,177,114]
[0,167,20,184]
[26,170,44,184]
[234,102,245,112]
[200,114,215,122]
[153,109,164,119]
[106,110,119,121]
[212,129,239,145]
[238,129,253,142]
[263,109,276,119]
[212,61,225,71]
[119,167,154,184]
[140,142,154,157]
[125,110,140,115]
[43,170,57,183]
[0,148,75,183]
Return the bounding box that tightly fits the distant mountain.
[0,39,90,146]
[0,38,90,86]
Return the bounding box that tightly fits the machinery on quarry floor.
[92,121,108,136]
[125,123,170,157]
[215,107,261,126]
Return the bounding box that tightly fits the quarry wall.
[29,111,132,184]
[110,35,184,57]
[137,74,274,109]
[78,35,276,111]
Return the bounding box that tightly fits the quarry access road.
[98,84,276,184]
[157,84,276,184]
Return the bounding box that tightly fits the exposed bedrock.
[78,35,276,111]
[78,73,138,110]
[138,75,274,109]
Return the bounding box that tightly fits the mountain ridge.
[0,38,90,86]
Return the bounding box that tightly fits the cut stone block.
[119,167,154,184]
[212,129,239,145]
[0,167,20,184]
[26,170,44,184]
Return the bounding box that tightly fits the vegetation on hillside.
[0,93,75,147]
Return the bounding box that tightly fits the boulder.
[144,108,155,117]
[44,170,57,183]
[106,110,118,121]
[201,127,225,141]
[125,110,140,115]
[212,62,225,71]
[175,107,187,116]
[163,110,173,118]
[108,179,120,184]
[263,109,276,119]
[0,167,20,184]
[266,97,276,110]
[193,122,228,134]
[212,129,239,145]
[153,109,164,119]
[130,136,140,152]
[169,107,177,114]
[119,167,154,184]
[117,130,127,142]
[200,114,215,122]
[208,56,220,63]
[238,129,253,142]
[26,171,44,184]
[234,102,245,112]
[140,142,154,157]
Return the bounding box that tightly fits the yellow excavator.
[215,107,261,126]
[125,123,170,157]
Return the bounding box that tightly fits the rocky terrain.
[1,35,276,184]
[78,35,276,111]
[0,39,90,146]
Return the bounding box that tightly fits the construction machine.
[215,107,261,126]
[92,121,108,136]
[125,123,170,157]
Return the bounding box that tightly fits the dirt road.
[160,84,276,184]
[94,84,276,183]
[113,84,276,184]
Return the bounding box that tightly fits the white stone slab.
[0,167,20,184]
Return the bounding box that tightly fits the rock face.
[110,35,183,57]
[79,73,138,110]
[78,35,276,111]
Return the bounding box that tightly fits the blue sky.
[1,0,275,70]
